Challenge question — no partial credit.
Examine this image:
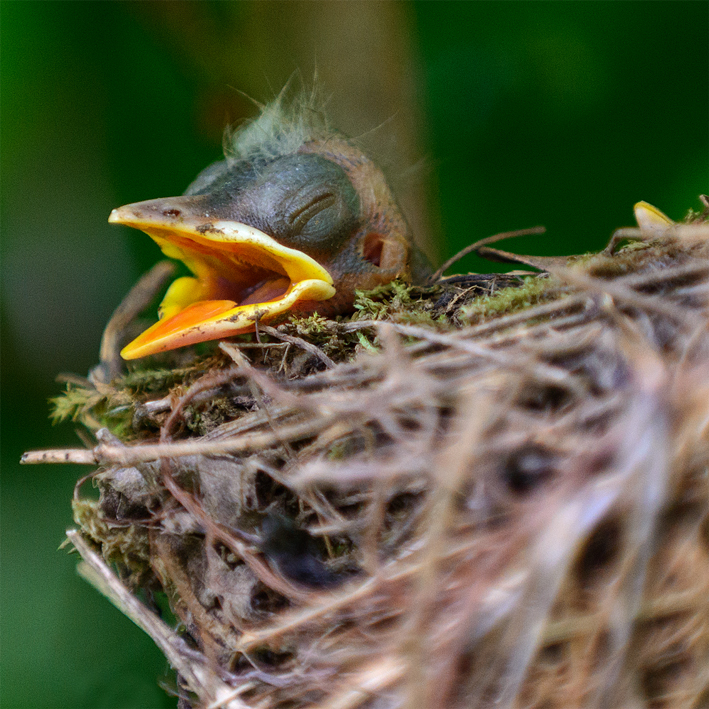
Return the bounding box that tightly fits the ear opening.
[362,232,384,267]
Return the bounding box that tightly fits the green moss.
[50,382,135,436]
[49,386,104,425]
[459,276,555,324]
[287,312,331,336]
[120,364,208,393]
[617,240,652,253]
[50,357,221,437]
[72,497,102,530]
[683,206,709,223]
[51,274,536,436]
[568,251,604,266]
[352,279,415,320]
[356,330,379,353]
[72,497,152,587]
[286,283,442,361]
[182,396,250,436]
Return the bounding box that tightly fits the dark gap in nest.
[545,348,628,398]
[386,491,422,518]
[584,449,616,478]
[451,650,476,704]
[641,654,693,704]
[254,470,291,508]
[169,533,205,572]
[171,466,199,496]
[538,640,566,666]
[99,481,154,522]
[321,488,366,520]
[326,432,368,460]
[501,443,558,497]
[634,266,707,294]
[326,423,401,467]
[574,516,623,591]
[250,585,289,614]
[362,612,399,635]
[393,412,423,432]
[326,498,368,521]
[381,491,426,549]
[252,648,295,669]
[453,638,508,709]
[207,595,222,613]
[259,514,351,589]
[623,313,681,356]
[515,383,574,414]
[701,514,709,554]
[661,500,706,533]
[364,421,398,449]
[132,406,168,433]
[182,393,257,436]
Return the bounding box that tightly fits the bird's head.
[110,97,413,359]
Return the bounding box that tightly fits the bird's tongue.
[139,300,239,343]
[237,276,291,306]
[152,277,292,338]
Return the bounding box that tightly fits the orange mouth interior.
[117,223,335,359]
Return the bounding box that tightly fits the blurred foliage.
[415,2,708,269]
[1,2,706,707]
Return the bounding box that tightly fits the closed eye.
[286,192,336,232]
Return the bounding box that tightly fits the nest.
[27,209,709,709]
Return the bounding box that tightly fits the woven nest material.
[29,213,709,709]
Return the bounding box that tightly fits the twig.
[93,260,176,383]
[161,365,243,440]
[22,448,98,465]
[67,530,251,709]
[258,325,336,368]
[427,226,546,283]
[21,416,327,465]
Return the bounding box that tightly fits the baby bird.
[110,95,425,359]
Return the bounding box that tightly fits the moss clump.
[459,276,556,324]
[50,383,135,437]
[50,385,106,425]
[352,279,417,319]
[72,497,153,588]
[49,357,229,437]
[353,279,453,329]
[119,365,207,393]
[49,275,535,435]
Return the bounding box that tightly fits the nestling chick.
[110,94,426,359]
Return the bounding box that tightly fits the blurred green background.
[2,2,707,707]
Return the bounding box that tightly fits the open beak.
[109,197,335,359]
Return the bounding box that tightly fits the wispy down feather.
[184,85,333,196]
[223,84,331,165]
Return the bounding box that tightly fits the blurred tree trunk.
[131,0,438,261]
